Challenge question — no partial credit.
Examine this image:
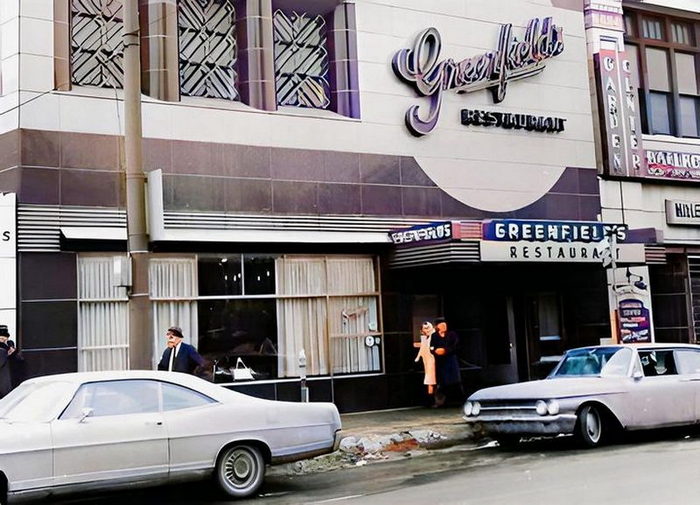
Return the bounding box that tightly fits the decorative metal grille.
[71,0,124,88]
[179,0,239,101]
[273,11,330,109]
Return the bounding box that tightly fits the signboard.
[480,241,646,263]
[647,150,700,181]
[480,219,645,264]
[618,298,651,343]
[0,193,16,337]
[665,199,700,225]
[594,48,644,177]
[482,220,626,243]
[461,109,566,133]
[392,17,564,136]
[390,221,453,246]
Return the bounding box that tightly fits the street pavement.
[270,406,481,476]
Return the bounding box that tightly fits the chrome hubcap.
[224,449,255,488]
[586,410,601,443]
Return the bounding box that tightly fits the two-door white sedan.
[0,371,342,503]
[464,344,700,448]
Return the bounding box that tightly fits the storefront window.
[198,256,242,296]
[196,254,382,381]
[199,298,279,380]
[244,255,276,295]
[77,255,129,371]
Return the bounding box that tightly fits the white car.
[464,344,700,447]
[0,371,342,503]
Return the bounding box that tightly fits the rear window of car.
[674,349,700,375]
[161,382,216,411]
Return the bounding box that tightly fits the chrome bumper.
[464,413,578,435]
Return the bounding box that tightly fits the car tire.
[576,404,604,448]
[215,444,266,498]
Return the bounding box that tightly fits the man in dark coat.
[430,319,463,407]
[0,326,25,389]
[157,326,206,375]
[0,341,11,398]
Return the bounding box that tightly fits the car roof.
[23,370,242,402]
[28,370,198,384]
[569,343,700,352]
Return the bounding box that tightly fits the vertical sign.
[618,298,651,343]
[594,48,644,177]
[0,193,16,337]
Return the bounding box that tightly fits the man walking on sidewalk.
[157,326,206,375]
[430,318,464,407]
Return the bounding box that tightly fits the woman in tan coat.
[414,322,437,399]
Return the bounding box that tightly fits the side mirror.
[632,370,643,380]
[79,407,94,423]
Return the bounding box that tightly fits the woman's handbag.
[232,357,254,381]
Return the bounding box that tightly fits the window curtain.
[329,296,380,374]
[275,256,380,377]
[150,257,198,368]
[328,258,379,373]
[327,257,376,293]
[276,257,327,377]
[77,255,129,371]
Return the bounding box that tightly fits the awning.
[155,228,391,244]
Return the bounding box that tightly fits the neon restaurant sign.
[392,17,565,136]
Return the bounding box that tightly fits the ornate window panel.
[273,11,331,109]
[71,0,124,88]
[179,0,239,101]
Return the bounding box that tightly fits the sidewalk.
[272,406,481,475]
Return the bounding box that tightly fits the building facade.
[0,0,657,411]
[586,0,700,346]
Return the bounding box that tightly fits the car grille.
[478,400,538,418]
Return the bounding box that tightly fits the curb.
[270,425,479,476]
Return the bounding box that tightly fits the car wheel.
[576,404,604,447]
[216,444,266,498]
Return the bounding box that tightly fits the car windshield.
[0,380,75,422]
[550,347,632,377]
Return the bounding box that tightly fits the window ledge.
[643,133,700,147]
[56,87,359,123]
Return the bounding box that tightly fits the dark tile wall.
[7,129,124,207]
[19,252,78,378]
[226,375,413,412]
[14,129,598,222]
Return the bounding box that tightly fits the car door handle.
[145,420,164,426]
[680,378,700,382]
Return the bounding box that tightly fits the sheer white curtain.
[276,255,380,377]
[150,257,198,368]
[77,255,129,371]
[329,296,380,374]
[276,257,328,377]
[327,257,380,373]
[327,257,376,293]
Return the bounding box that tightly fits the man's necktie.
[168,346,176,371]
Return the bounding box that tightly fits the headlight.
[464,401,473,416]
[472,401,481,416]
[535,400,548,416]
[547,400,560,415]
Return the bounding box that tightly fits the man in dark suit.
[157,326,206,375]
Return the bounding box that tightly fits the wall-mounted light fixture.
[625,267,647,291]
